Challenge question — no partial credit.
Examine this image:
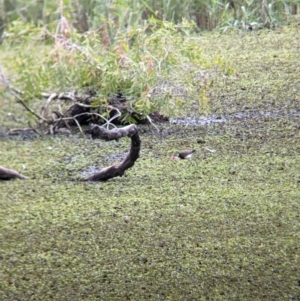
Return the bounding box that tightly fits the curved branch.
[84,124,140,181]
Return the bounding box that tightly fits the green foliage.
[1,18,230,122]
[219,0,299,31]
[1,24,300,300]
[1,107,299,300]
[1,0,298,32]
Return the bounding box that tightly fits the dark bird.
[171,149,196,160]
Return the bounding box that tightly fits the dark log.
[84,124,140,181]
[0,166,28,180]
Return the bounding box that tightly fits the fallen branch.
[0,166,28,180]
[84,124,140,181]
[16,96,46,122]
[7,128,35,135]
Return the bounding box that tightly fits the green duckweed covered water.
[1,22,300,300]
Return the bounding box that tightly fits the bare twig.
[0,65,45,122]
[146,115,160,132]
[58,104,71,130]
[28,121,43,136]
[103,106,121,129]
[17,96,46,122]
[7,128,35,135]
[40,93,58,124]
[73,118,84,136]
[7,123,42,136]
[0,65,23,96]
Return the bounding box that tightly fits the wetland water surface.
[1,24,300,301]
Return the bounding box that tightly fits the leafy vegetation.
[1,1,298,125]
[1,17,233,124]
[1,0,299,31]
[0,0,299,299]
[1,21,300,300]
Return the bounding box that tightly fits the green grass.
[1,23,300,300]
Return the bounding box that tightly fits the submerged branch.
[84,124,140,181]
[0,166,28,180]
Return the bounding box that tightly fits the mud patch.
[170,115,226,126]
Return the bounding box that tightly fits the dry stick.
[52,112,69,133]
[16,96,46,122]
[103,106,121,129]
[58,104,71,130]
[146,115,160,132]
[28,121,43,136]
[0,66,45,122]
[7,128,35,135]
[73,118,84,136]
[7,124,42,136]
[40,93,58,124]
